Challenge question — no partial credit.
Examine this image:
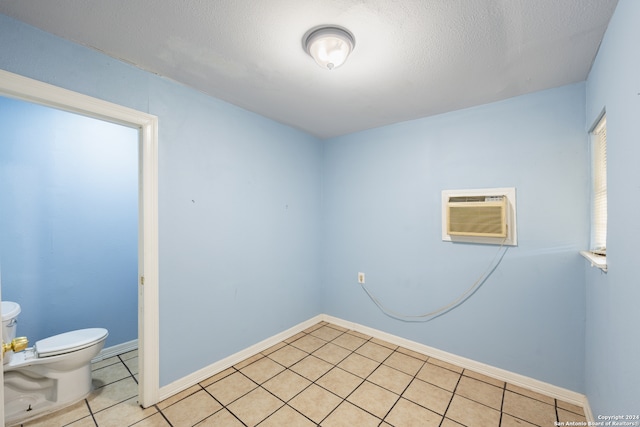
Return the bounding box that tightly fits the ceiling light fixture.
[304,26,355,70]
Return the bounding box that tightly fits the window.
[581,114,607,271]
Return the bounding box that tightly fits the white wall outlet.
[358,272,365,284]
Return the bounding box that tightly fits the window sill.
[580,251,607,272]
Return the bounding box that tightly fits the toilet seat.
[35,328,109,357]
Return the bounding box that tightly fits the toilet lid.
[35,328,109,357]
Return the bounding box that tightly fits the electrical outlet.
[358,272,365,284]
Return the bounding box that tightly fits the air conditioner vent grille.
[447,196,507,238]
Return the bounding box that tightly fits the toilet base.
[4,364,94,426]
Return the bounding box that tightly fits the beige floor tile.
[156,385,201,410]
[370,338,398,351]
[558,408,587,422]
[427,357,464,373]
[368,364,413,395]
[227,387,284,426]
[285,331,307,343]
[384,397,442,427]
[195,408,245,426]
[502,390,556,426]
[321,401,381,427]
[92,362,132,387]
[416,362,461,391]
[205,371,257,405]
[268,344,308,367]
[557,400,586,416]
[441,417,466,427]
[506,383,555,405]
[67,417,98,427]
[22,399,92,427]
[124,356,139,375]
[291,355,333,381]
[258,405,316,427]
[310,325,344,342]
[120,349,138,361]
[355,341,394,362]
[383,351,424,376]
[402,378,453,415]
[93,396,156,427]
[316,367,363,398]
[446,395,501,427]
[455,376,504,410]
[347,380,399,419]
[395,346,427,361]
[312,342,352,365]
[92,356,121,371]
[198,367,234,388]
[261,341,286,356]
[463,369,506,388]
[240,356,285,384]
[290,334,328,353]
[87,377,139,413]
[332,332,367,350]
[131,412,172,426]
[338,352,380,378]
[263,369,312,401]
[162,389,222,427]
[289,384,342,424]
[233,353,263,370]
[303,322,324,334]
[346,330,371,340]
[500,413,537,427]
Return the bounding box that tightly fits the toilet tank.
[2,301,21,364]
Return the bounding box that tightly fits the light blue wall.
[584,0,640,415]
[0,97,138,347]
[322,83,589,392]
[0,14,323,386]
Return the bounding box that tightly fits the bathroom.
[0,96,139,357]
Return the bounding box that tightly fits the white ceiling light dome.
[304,26,355,70]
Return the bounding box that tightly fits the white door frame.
[0,69,160,421]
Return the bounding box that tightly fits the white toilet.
[2,301,108,425]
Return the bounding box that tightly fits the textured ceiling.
[0,0,618,139]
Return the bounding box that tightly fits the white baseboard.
[158,315,324,401]
[156,313,591,414]
[92,339,138,362]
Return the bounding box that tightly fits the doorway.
[0,70,159,421]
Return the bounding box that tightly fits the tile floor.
[16,322,587,426]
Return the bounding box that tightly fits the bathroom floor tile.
[289,384,342,424]
[445,395,501,427]
[383,351,424,376]
[227,387,284,426]
[21,400,92,427]
[312,342,351,365]
[92,396,156,427]
[204,371,257,405]
[402,378,453,415]
[161,389,222,427]
[240,355,285,384]
[347,380,399,419]
[258,404,316,427]
[22,323,588,427]
[322,400,381,427]
[267,344,308,367]
[316,367,363,398]
[87,376,139,413]
[262,369,312,402]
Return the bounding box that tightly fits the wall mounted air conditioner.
[442,187,517,246]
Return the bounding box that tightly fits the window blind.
[592,115,607,254]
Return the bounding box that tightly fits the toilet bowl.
[2,301,108,425]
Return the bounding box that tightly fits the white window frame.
[581,113,607,272]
